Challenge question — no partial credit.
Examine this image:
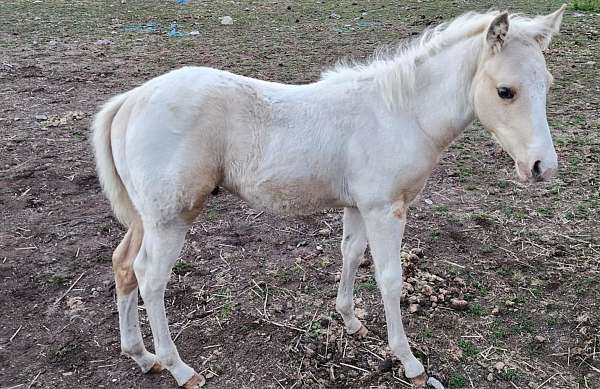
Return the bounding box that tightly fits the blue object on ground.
[167,22,187,37]
[176,0,191,4]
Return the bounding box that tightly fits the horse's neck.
[402,36,482,152]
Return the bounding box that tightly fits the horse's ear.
[534,4,566,50]
[485,12,509,54]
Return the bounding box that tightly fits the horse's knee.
[113,220,144,296]
[378,268,403,297]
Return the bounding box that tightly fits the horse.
[92,6,566,388]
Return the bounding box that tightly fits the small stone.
[220,16,233,25]
[316,245,323,251]
[318,228,331,236]
[408,295,419,304]
[454,277,466,286]
[534,335,546,343]
[95,39,113,45]
[408,304,420,313]
[189,30,200,35]
[494,361,505,371]
[378,358,393,372]
[505,300,515,307]
[450,298,469,311]
[421,285,433,296]
[429,295,438,303]
[491,306,500,315]
[411,247,424,257]
[35,114,48,121]
[487,373,494,381]
[355,308,366,319]
[528,382,537,389]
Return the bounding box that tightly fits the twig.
[536,373,558,388]
[442,259,465,269]
[26,372,41,389]
[9,326,22,342]
[54,272,85,305]
[339,362,369,373]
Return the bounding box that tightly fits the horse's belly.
[230,176,348,215]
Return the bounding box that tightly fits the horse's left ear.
[535,4,567,50]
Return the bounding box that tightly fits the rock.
[408,295,419,304]
[220,16,234,25]
[95,39,113,45]
[534,335,546,343]
[450,298,469,311]
[494,361,505,371]
[421,284,433,296]
[411,248,424,257]
[505,300,515,307]
[318,228,331,236]
[491,306,500,315]
[487,373,494,381]
[355,308,366,319]
[408,304,420,313]
[430,295,438,303]
[454,277,466,286]
[189,30,200,35]
[316,245,323,251]
[329,12,341,19]
[378,358,393,372]
[35,114,48,121]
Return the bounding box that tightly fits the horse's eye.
[497,87,515,99]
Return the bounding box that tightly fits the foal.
[93,6,565,388]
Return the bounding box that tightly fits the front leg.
[360,202,444,389]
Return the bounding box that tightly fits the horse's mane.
[321,10,556,108]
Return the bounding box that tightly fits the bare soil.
[1,1,598,389]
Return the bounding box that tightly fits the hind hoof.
[182,373,206,389]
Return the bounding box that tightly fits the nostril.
[532,160,543,179]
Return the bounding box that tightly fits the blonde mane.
[321,10,557,108]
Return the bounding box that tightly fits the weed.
[47,274,66,286]
[448,373,466,388]
[468,303,486,317]
[172,260,194,275]
[458,339,479,358]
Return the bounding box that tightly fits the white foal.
[92,6,566,388]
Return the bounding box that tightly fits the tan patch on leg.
[112,219,144,296]
[180,193,208,225]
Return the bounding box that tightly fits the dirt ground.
[1,1,598,388]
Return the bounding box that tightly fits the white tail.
[91,92,137,226]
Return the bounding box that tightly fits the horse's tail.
[91,92,138,227]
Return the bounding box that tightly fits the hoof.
[182,373,206,389]
[146,362,163,374]
[355,324,369,337]
[410,373,445,389]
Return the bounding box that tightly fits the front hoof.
[182,373,206,389]
[410,373,445,389]
[427,376,445,389]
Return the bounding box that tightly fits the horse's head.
[473,6,566,183]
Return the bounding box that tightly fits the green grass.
[448,373,466,389]
[172,260,194,275]
[573,0,600,12]
[458,339,480,358]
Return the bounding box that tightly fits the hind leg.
[112,220,160,373]
[134,220,205,388]
[335,207,369,336]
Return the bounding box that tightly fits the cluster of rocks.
[400,249,469,314]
